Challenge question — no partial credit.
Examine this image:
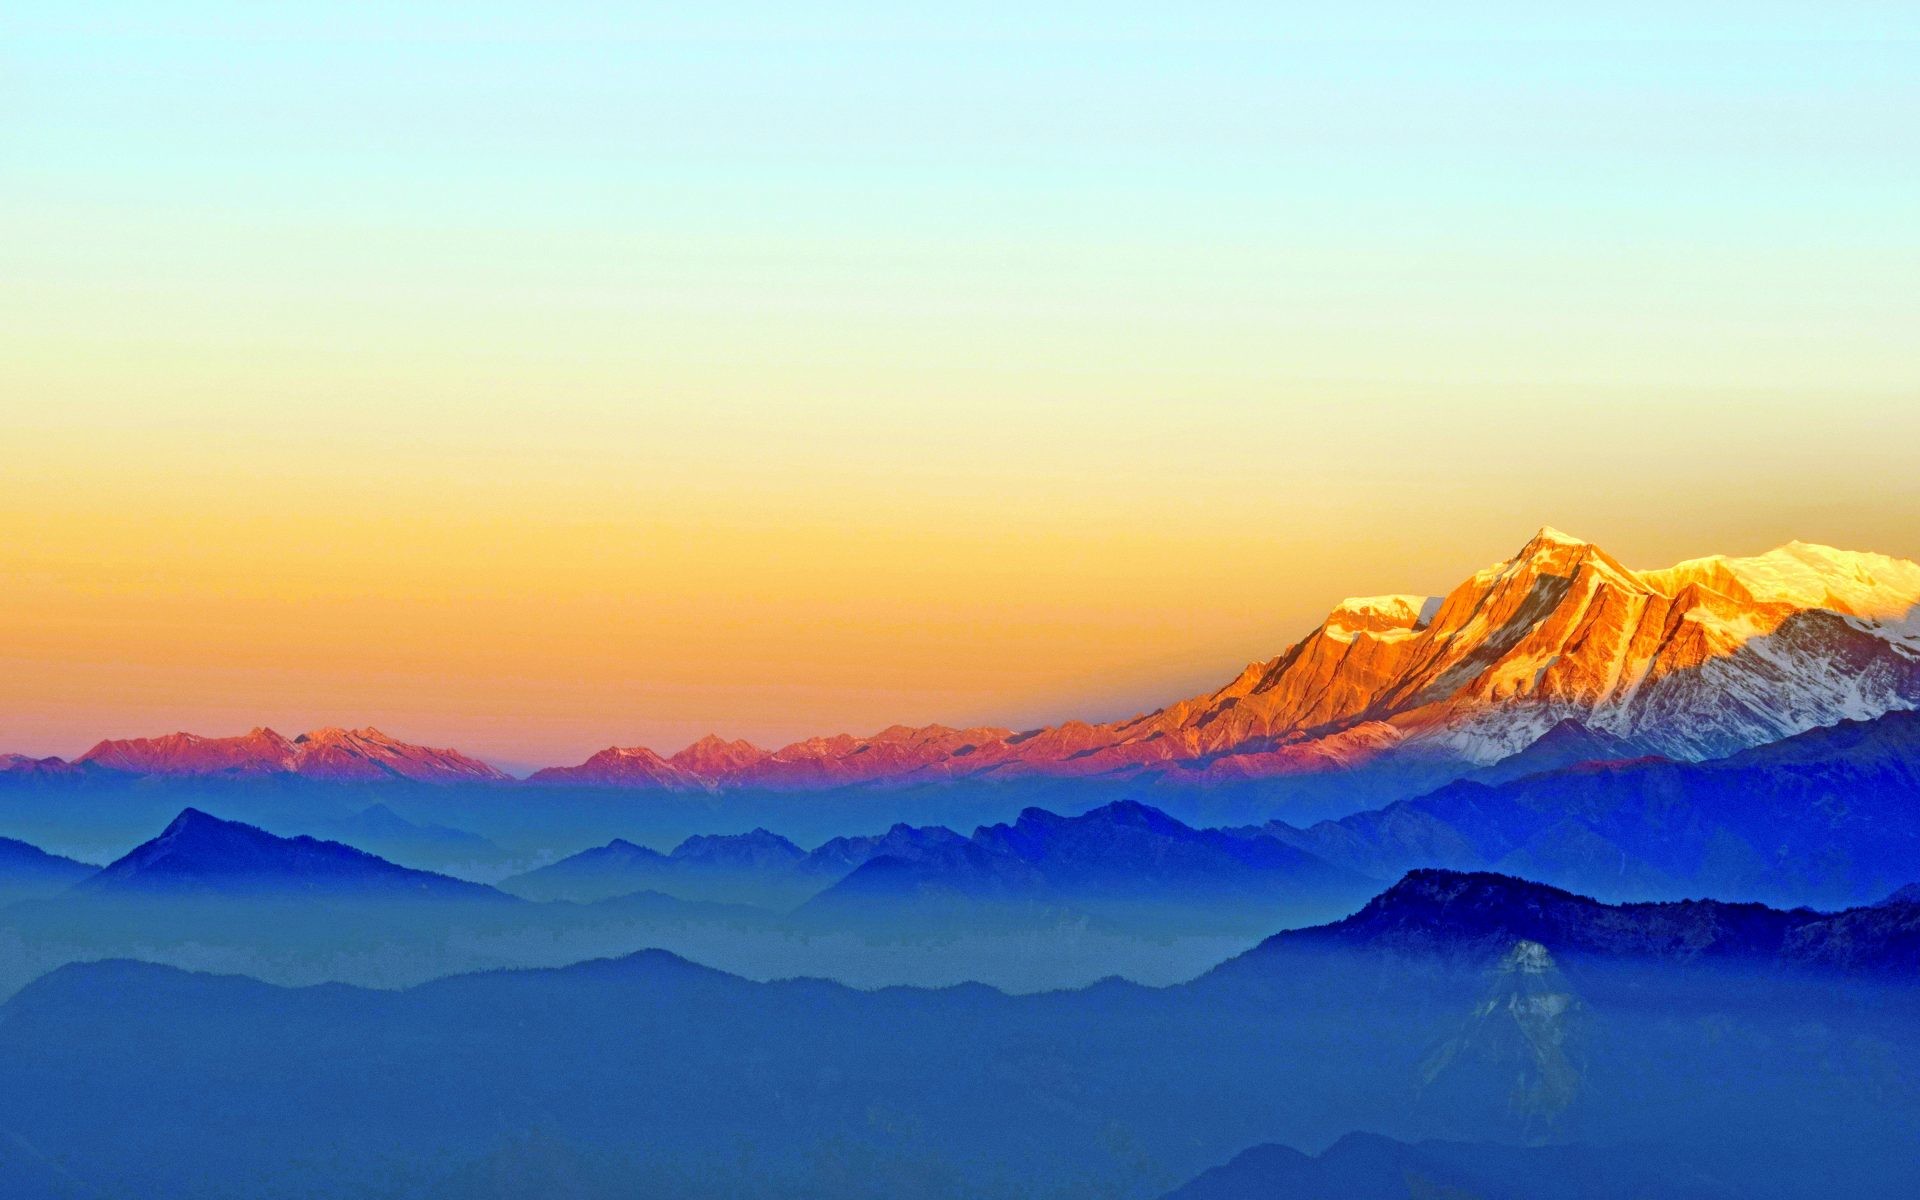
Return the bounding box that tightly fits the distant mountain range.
[15,706,1914,921]
[513,709,1920,916]
[500,828,817,907]
[496,800,1375,928]
[6,530,1916,796]
[800,800,1376,929]
[14,725,511,784]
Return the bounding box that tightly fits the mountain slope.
[0,838,96,906]
[525,746,705,789]
[81,809,509,900]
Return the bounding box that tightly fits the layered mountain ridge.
[8,529,1916,792]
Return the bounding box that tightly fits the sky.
[4,5,1918,770]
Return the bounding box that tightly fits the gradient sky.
[4,5,1918,769]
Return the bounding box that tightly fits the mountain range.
[3,871,1914,1200]
[8,530,1916,799]
[1266,708,1920,907]
[507,708,1920,917]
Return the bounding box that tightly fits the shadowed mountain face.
[81,809,509,900]
[1,872,1915,1200]
[1269,709,1920,908]
[1243,869,1920,973]
[1465,718,1657,785]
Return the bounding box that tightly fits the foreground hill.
[0,870,1913,1199]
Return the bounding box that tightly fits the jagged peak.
[1323,593,1435,635]
[160,806,226,835]
[679,732,763,753]
[1459,526,1627,594]
[598,744,669,761]
[1528,524,1589,547]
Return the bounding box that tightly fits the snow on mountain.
[526,745,705,790]
[21,529,1920,793]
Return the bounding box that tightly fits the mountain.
[669,828,805,869]
[669,734,772,778]
[0,837,96,906]
[1159,1132,1743,1200]
[9,529,1915,801]
[71,726,508,783]
[802,800,1376,931]
[524,529,1920,796]
[1238,869,1919,973]
[969,800,1368,898]
[501,829,808,906]
[1001,528,1920,777]
[798,822,971,876]
[525,745,705,789]
[1269,709,1920,907]
[498,838,671,902]
[1415,939,1589,1136]
[81,808,509,900]
[0,753,94,780]
[10,530,1916,801]
[1466,717,1658,785]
